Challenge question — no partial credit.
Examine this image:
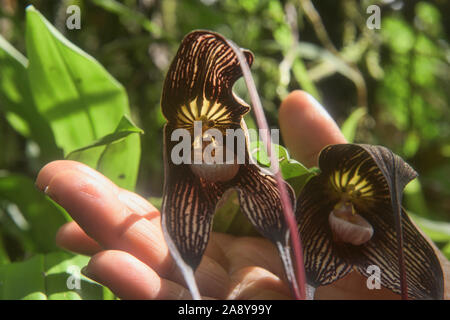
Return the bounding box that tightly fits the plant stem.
[392,161,409,300]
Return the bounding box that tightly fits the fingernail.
[305,92,333,121]
[81,266,96,281]
[43,185,58,202]
[35,181,44,192]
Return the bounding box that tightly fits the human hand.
[35,90,449,299]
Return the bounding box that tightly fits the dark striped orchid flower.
[160,31,298,299]
[297,144,444,299]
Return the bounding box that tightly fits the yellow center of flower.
[176,96,233,131]
[329,163,375,203]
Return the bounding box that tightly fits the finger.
[204,233,231,270]
[221,236,286,281]
[37,162,168,269]
[56,221,103,255]
[55,190,159,256]
[227,266,292,299]
[279,90,347,167]
[37,164,230,298]
[83,250,202,300]
[118,188,159,218]
[36,160,119,195]
[37,160,160,216]
[54,177,160,256]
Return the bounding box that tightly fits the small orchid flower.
[160,31,299,299]
[297,143,444,299]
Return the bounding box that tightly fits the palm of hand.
[36,91,448,300]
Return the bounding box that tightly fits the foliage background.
[0,0,449,299]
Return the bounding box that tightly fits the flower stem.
[391,162,409,300]
[227,39,307,300]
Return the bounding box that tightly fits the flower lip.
[189,162,240,182]
[328,202,374,245]
[190,136,240,182]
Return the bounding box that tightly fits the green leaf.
[0,251,108,300]
[0,254,45,300]
[0,232,10,266]
[148,197,163,211]
[0,35,28,67]
[404,178,430,217]
[0,35,59,161]
[97,132,141,191]
[410,213,450,243]
[292,58,321,101]
[66,115,142,155]
[403,131,420,158]
[341,107,366,143]
[442,242,450,260]
[212,190,259,236]
[0,174,69,253]
[415,2,442,37]
[25,6,130,156]
[4,112,30,137]
[44,252,106,300]
[250,141,315,195]
[67,115,143,190]
[23,6,142,191]
[91,0,162,36]
[382,17,415,54]
[213,142,313,236]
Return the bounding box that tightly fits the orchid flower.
[160,31,299,299]
[297,143,444,299]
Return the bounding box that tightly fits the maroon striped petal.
[161,30,252,132]
[297,173,354,287]
[225,163,300,294]
[160,31,255,298]
[161,126,225,271]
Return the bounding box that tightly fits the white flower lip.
[328,204,374,246]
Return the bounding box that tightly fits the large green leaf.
[67,115,143,190]
[25,5,129,156]
[0,35,60,162]
[0,174,69,253]
[0,251,111,300]
[23,6,142,191]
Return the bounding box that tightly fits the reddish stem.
[227,39,307,300]
[391,166,408,300]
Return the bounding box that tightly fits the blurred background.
[0,0,449,297]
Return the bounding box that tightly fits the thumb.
[279,90,347,168]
